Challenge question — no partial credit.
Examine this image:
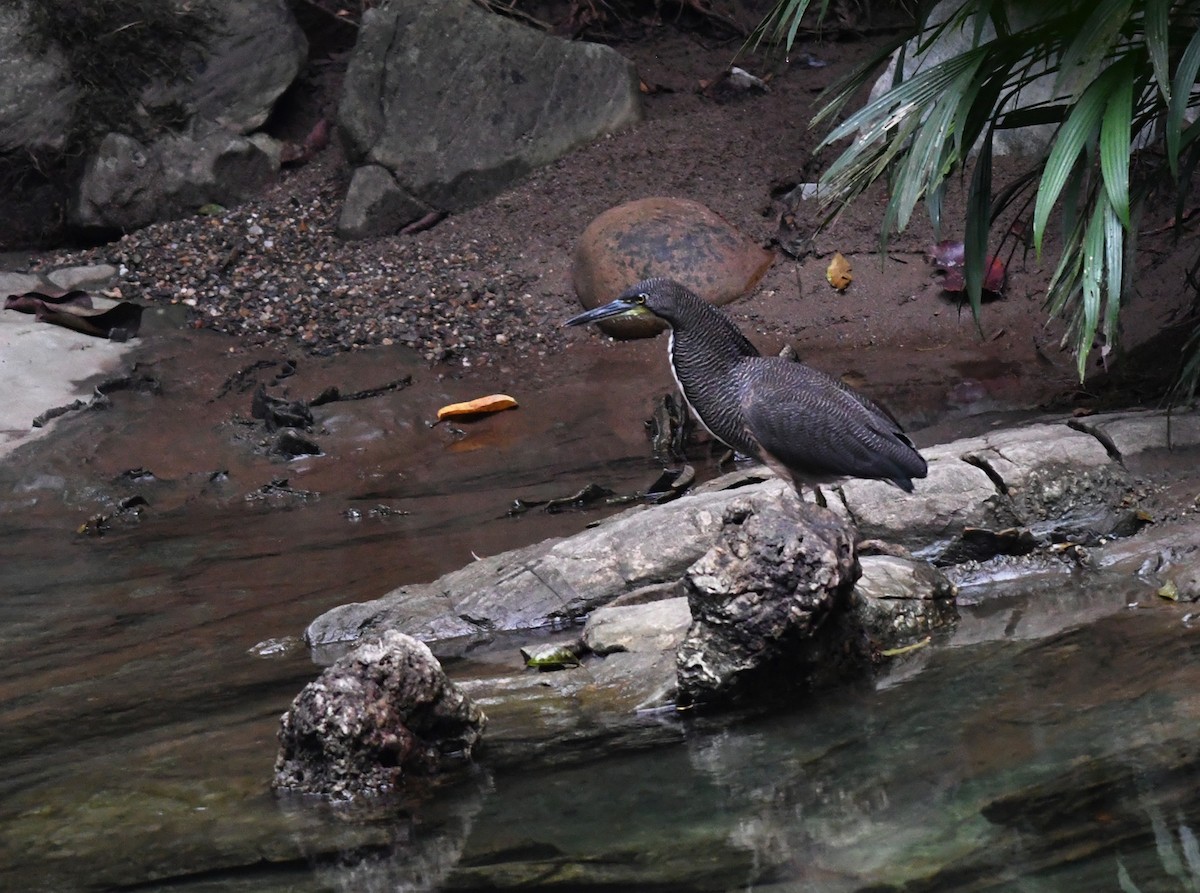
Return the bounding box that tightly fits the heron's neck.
[667,299,759,374]
[666,304,757,412]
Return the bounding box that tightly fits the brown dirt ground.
[273,4,1198,423]
[18,3,1200,452]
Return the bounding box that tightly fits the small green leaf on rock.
[520,643,582,670]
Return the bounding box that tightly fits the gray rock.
[46,265,118,292]
[583,598,693,656]
[1080,409,1200,456]
[304,408,1200,718]
[310,410,1199,657]
[73,130,279,233]
[307,484,749,652]
[71,134,161,232]
[174,0,306,135]
[676,492,860,707]
[2,0,303,242]
[852,554,958,648]
[580,599,693,711]
[273,630,486,798]
[336,0,641,236]
[1095,516,1200,593]
[337,164,433,240]
[833,420,1135,559]
[580,648,681,713]
[0,2,76,153]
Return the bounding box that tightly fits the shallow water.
[1,333,1197,892]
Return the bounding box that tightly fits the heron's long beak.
[564,299,653,327]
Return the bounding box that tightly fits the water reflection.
[1,334,1198,891]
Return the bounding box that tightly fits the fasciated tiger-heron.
[565,278,927,496]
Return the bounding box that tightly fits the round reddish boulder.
[572,197,775,338]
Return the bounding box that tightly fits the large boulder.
[72,130,281,235]
[571,197,775,338]
[336,0,641,239]
[0,3,76,154]
[273,631,486,798]
[70,0,305,234]
[0,0,306,242]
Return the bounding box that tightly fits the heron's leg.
[813,485,828,509]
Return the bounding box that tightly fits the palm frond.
[756,0,1200,397]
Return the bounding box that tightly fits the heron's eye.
[634,293,649,304]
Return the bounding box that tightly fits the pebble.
[27,164,569,366]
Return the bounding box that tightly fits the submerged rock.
[274,631,486,798]
[852,554,958,649]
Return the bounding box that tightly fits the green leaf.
[819,49,986,151]
[1100,58,1134,227]
[960,68,1009,154]
[749,0,814,52]
[1101,198,1124,347]
[1059,155,1086,252]
[1077,200,1107,379]
[1143,0,1172,104]
[1032,66,1119,257]
[890,55,984,232]
[1056,0,1133,96]
[964,123,994,323]
[1167,28,1200,178]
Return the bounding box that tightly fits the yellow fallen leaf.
[1158,580,1180,601]
[826,251,853,291]
[436,394,518,421]
[879,636,931,658]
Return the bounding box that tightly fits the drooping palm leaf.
[759,0,1200,395]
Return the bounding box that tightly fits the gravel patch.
[27,152,571,370]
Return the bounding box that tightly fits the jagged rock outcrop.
[676,493,861,707]
[274,631,486,798]
[336,0,641,239]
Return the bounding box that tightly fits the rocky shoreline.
[275,406,1200,797]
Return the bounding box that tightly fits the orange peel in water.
[436,394,519,421]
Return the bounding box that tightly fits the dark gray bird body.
[566,278,927,493]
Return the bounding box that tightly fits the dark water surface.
[2,331,1197,891]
